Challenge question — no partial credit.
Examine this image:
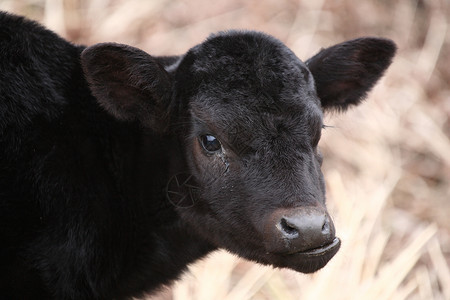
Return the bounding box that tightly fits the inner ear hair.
[306,37,397,111]
[81,43,173,131]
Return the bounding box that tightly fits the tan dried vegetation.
[1,0,448,299]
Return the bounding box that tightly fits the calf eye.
[200,135,222,153]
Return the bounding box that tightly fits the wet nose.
[264,207,336,254]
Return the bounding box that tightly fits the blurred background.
[1,0,448,299]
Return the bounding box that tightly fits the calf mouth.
[270,237,341,274]
[287,237,341,258]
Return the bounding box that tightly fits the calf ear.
[306,37,396,111]
[81,43,172,131]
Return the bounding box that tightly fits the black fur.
[306,37,397,110]
[0,12,396,300]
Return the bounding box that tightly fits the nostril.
[279,217,299,238]
[322,216,330,233]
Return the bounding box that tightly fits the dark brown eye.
[200,135,222,153]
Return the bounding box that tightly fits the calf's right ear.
[306,37,397,111]
[81,43,172,131]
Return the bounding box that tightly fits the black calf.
[0,11,396,299]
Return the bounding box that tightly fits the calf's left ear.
[81,43,172,131]
[306,37,397,111]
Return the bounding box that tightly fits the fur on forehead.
[174,30,317,108]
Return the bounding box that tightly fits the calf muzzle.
[263,206,337,255]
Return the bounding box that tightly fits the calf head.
[82,31,396,273]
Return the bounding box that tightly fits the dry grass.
[1,0,449,299]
